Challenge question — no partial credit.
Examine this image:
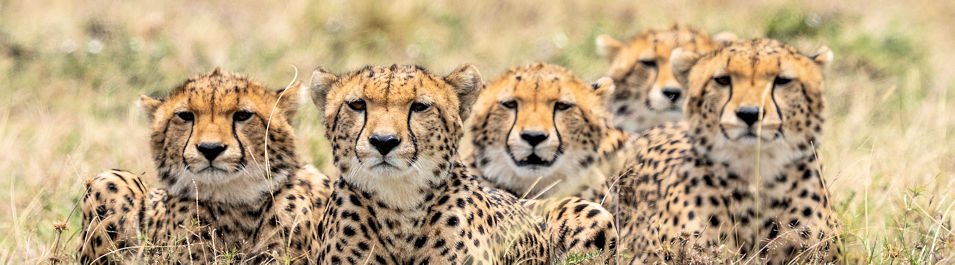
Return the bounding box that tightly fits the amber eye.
[176,112,194,121]
[234,111,253,122]
[639,59,657,68]
[411,102,431,112]
[774,76,793,86]
[500,100,517,109]
[554,102,574,111]
[347,100,366,111]
[713,76,731,86]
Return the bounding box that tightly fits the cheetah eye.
[176,112,194,122]
[411,102,431,112]
[713,76,731,86]
[554,102,574,111]
[347,100,366,111]
[500,100,517,109]
[774,76,793,86]
[233,111,253,122]
[639,59,657,68]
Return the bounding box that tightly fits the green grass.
[1,0,953,264]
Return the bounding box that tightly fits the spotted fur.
[597,24,735,133]
[78,68,333,264]
[462,63,623,263]
[613,39,840,264]
[311,64,619,264]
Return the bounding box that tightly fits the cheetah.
[309,64,616,264]
[596,24,736,133]
[466,62,627,202]
[463,62,624,262]
[614,39,840,264]
[78,68,333,264]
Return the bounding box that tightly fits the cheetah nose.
[520,131,548,147]
[369,134,401,155]
[662,87,682,102]
[735,106,761,126]
[197,142,227,161]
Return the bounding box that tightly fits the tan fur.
[467,62,616,199]
[78,68,333,264]
[311,64,558,264]
[464,63,621,263]
[613,39,840,264]
[597,24,735,133]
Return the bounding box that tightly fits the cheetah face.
[596,25,735,133]
[469,63,614,180]
[673,39,831,149]
[311,64,481,205]
[139,68,300,202]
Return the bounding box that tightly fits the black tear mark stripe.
[718,75,734,140]
[644,64,661,109]
[504,103,520,163]
[234,116,248,169]
[769,74,785,138]
[355,107,368,163]
[550,102,564,161]
[407,107,419,165]
[181,103,195,170]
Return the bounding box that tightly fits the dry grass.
[0,0,953,264]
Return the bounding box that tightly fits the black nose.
[520,131,549,146]
[197,142,227,161]
[735,106,761,126]
[369,134,401,155]
[662,87,682,102]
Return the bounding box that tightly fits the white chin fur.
[708,133,802,185]
[167,163,286,205]
[342,157,442,210]
[481,148,592,198]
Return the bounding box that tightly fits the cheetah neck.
[485,165,605,200]
[161,164,296,206]
[339,160,465,211]
[689,137,819,188]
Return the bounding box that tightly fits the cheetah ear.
[274,81,303,124]
[809,46,833,68]
[444,64,483,119]
[590,77,615,103]
[596,34,624,61]
[711,31,738,46]
[670,48,701,88]
[310,67,338,115]
[138,95,163,122]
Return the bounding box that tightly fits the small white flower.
[87,39,104,54]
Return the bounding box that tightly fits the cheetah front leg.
[248,165,331,264]
[521,197,618,264]
[78,170,150,265]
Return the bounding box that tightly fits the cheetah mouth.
[515,154,554,167]
[370,161,399,169]
[196,165,230,173]
[725,127,782,142]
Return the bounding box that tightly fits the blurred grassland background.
[0,0,953,263]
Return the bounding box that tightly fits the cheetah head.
[310,64,481,208]
[672,39,832,158]
[139,68,302,204]
[468,63,614,187]
[596,24,735,133]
